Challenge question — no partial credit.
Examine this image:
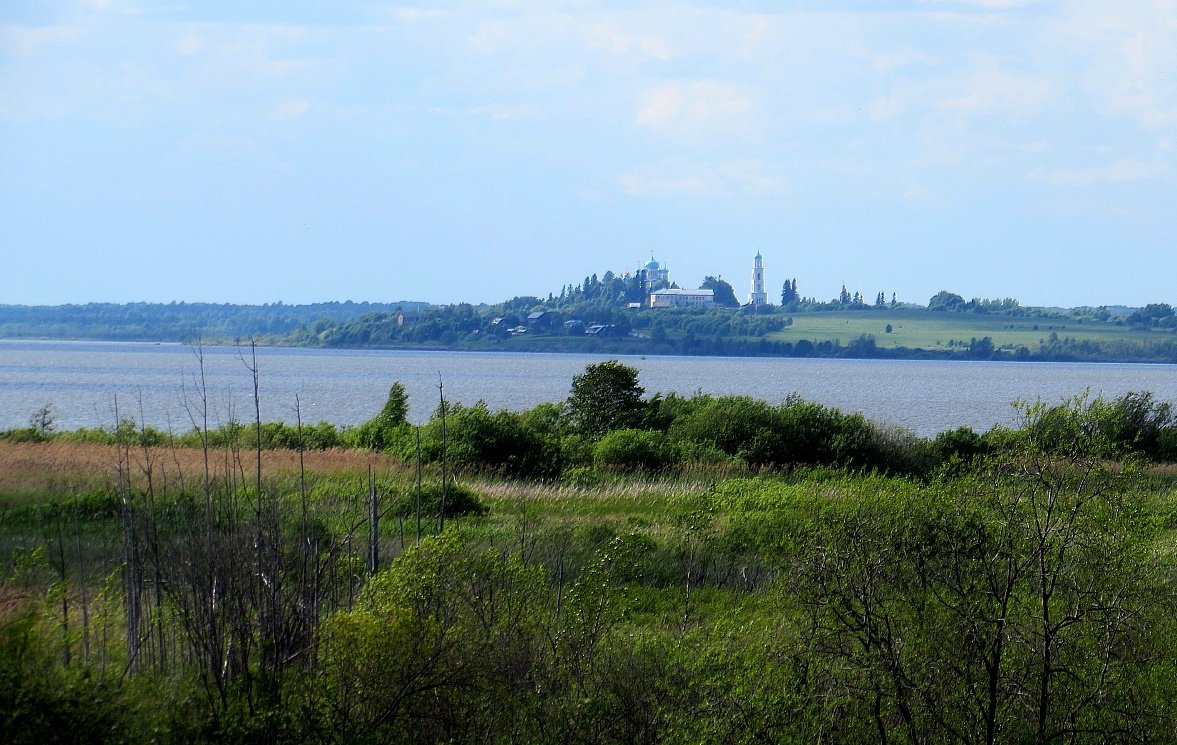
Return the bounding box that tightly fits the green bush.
[317,533,549,741]
[347,382,411,452]
[593,429,676,472]
[53,419,168,447]
[0,610,134,744]
[255,421,341,450]
[386,480,487,519]
[414,402,560,478]
[928,426,989,468]
[562,465,602,488]
[667,395,780,463]
[0,427,50,443]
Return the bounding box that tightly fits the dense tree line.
[4,275,1173,363]
[9,363,1177,475]
[292,308,1177,361]
[336,363,1177,479]
[1126,302,1177,329]
[0,301,424,342]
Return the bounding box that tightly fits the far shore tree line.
[2,267,1176,363]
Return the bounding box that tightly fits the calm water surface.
[3,340,1177,437]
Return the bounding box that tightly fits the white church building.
[649,288,715,308]
[638,252,767,308]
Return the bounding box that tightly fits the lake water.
[3,340,1177,437]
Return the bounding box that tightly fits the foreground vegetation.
[5,363,1177,742]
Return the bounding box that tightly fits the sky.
[1,1,1175,309]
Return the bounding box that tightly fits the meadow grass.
[6,436,1177,743]
[472,474,711,515]
[768,309,1176,350]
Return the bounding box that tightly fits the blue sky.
[2,0,1174,308]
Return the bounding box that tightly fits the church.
[635,256,671,295]
[635,252,768,308]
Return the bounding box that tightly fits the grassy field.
[5,435,1177,742]
[767,309,1177,350]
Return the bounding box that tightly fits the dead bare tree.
[368,465,379,576]
[415,426,423,545]
[438,373,448,532]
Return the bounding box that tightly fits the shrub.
[387,480,486,519]
[929,426,989,467]
[562,466,601,488]
[0,609,134,744]
[668,396,780,463]
[593,429,676,472]
[1109,391,1176,461]
[414,402,560,478]
[347,382,412,451]
[317,533,548,741]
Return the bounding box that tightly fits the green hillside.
[769,309,1176,352]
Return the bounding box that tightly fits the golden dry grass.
[0,440,411,496]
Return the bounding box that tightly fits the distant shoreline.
[3,334,1176,366]
[4,300,1177,365]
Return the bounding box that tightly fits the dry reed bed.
[0,440,411,496]
[472,476,712,504]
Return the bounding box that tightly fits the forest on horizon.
[2,276,1177,363]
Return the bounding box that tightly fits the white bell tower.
[748,252,767,306]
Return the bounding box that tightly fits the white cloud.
[937,60,1052,117]
[174,32,206,56]
[636,81,759,143]
[903,183,935,204]
[274,98,310,121]
[718,159,788,195]
[1028,157,1168,186]
[618,158,786,198]
[586,23,671,61]
[918,0,1047,8]
[1055,1,1177,133]
[868,94,905,121]
[481,104,534,120]
[388,7,455,23]
[872,47,936,73]
[0,24,83,56]
[619,170,709,198]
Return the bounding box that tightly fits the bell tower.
[748,252,767,306]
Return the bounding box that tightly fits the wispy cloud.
[0,24,84,57]
[918,0,1048,9]
[936,60,1053,117]
[586,22,671,61]
[387,7,456,23]
[635,80,759,144]
[1028,157,1168,186]
[4,1,1176,307]
[1061,2,1177,133]
[618,158,786,198]
[273,97,310,121]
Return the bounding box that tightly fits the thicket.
[6,364,1177,742]
[8,363,1177,477]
